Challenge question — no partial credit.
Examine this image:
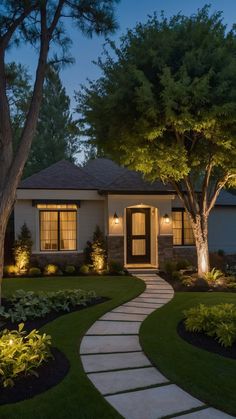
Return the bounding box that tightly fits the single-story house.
[14,158,236,268]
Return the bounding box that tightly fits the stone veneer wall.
[31,252,85,268]
[173,246,197,265]
[158,235,173,268]
[107,236,124,266]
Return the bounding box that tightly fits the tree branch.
[48,0,65,37]
[201,159,213,214]
[206,174,230,215]
[171,181,195,219]
[2,4,50,203]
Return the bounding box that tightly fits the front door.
[126,208,151,264]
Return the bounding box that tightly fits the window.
[38,205,77,251]
[172,209,195,246]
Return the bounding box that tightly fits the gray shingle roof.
[18,158,236,205]
[215,190,236,206]
[19,160,100,189]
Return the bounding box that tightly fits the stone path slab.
[80,335,140,354]
[86,320,141,335]
[123,301,160,309]
[81,351,151,373]
[133,297,169,304]
[88,366,168,395]
[101,312,147,321]
[112,305,155,314]
[80,273,233,419]
[105,385,204,419]
[177,408,233,418]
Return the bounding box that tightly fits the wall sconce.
[163,213,170,224]
[113,212,119,224]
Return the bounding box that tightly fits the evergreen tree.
[24,69,79,177]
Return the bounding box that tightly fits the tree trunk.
[0,209,9,304]
[192,214,210,277]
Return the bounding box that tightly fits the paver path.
[80,273,233,419]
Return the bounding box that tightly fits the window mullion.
[58,211,60,251]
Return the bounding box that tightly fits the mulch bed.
[0,296,109,405]
[0,296,108,332]
[0,347,70,405]
[177,319,236,360]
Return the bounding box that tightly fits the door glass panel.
[132,212,145,235]
[132,239,146,255]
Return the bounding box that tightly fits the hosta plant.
[184,303,236,347]
[0,323,52,388]
[0,289,97,323]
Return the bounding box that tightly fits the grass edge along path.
[140,292,236,417]
[0,275,145,419]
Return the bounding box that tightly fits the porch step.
[127,269,159,275]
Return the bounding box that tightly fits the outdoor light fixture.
[113,212,119,224]
[163,213,170,224]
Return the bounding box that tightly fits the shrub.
[164,261,177,276]
[109,260,124,274]
[0,289,97,323]
[64,265,76,275]
[217,249,225,257]
[204,267,223,284]
[176,259,190,271]
[0,323,52,388]
[181,275,194,287]
[80,264,90,274]
[44,264,59,275]
[13,223,33,273]
[171,271,182,281]
[194,277,209,290]
[3,265,18,276]
[28,267,41,277]
[184,303,236,347]
[84,227,107,272]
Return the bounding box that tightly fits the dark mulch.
[0,347,70,405]
[160,271,236,293]
[178,319,236,360]
[0,296,108,332]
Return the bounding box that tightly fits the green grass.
[0,275,145,419]
[140,292,236,416]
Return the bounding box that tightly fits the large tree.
[24,69,79,177]
[77,6,236,276]
[0,0,119,300]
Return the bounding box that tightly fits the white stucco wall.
[209,207,236,254]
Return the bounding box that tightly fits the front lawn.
[0,276,145,419]
[140,292,236,416]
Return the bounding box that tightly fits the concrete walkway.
[80,273,233,419]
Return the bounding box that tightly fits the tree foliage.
[24,69,79,177]
[77,6,236,275]
[78,6,236,197]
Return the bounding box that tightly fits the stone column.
[107,235,124,266]
[158,235,173,268]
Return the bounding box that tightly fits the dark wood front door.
[126,208,151,264]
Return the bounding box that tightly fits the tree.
[0,0,119,301]
[77,6,236,276]
[24,69,79,177]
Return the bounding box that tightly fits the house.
[14,158,236,268]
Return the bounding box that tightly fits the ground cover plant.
[0,275,144,418]
[0,323,52,388]
[0,289,98,324]
[184,303,236,347]
[140,292,236,416]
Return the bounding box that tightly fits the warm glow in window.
[37,204,77,209]
[172,210,194,246]
[40,209,77,251]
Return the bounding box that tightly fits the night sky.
[7,0,236,113]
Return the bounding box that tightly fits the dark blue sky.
[7,0,236,112]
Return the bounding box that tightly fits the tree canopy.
[78,6,236,209]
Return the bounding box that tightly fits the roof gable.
[19,160,99,190]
